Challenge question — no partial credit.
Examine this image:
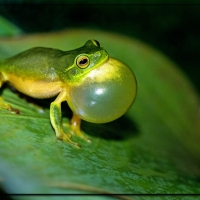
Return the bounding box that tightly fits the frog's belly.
[6,74,63,99]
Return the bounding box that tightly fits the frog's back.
[0,47,67,81]
[0,47,73,98]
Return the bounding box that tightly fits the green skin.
[0,40,108,148]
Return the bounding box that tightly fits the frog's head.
[64,40,109,81]
[66,40,137,124]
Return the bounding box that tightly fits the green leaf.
[0,29,200,196]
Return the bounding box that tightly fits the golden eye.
[77,56,90,68]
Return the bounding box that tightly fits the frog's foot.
[6,104,20,114]
[0,99,20,114]
[57,131,81,149]
[70,126,91,143]
[63,121,90,142]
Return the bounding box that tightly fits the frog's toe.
[0,101,20,114]
[66,133,72,138]
[57,132,81,149]
[78,133,91,143]
[63,122,70,127]
[83,135,91,143]
[71,129,91,143]
[76,133,91,143]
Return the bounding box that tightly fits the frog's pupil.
[80,58,88,65]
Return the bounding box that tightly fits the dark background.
[0,3,199,93]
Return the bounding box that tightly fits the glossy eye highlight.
[77,55,90,68]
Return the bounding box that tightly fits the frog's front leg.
[50,90,81,148]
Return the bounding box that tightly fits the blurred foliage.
[0,15,22,36]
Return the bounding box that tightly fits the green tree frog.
[0,40,137,148]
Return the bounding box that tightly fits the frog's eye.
[93,40,100,47]
[76,55,90,68]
